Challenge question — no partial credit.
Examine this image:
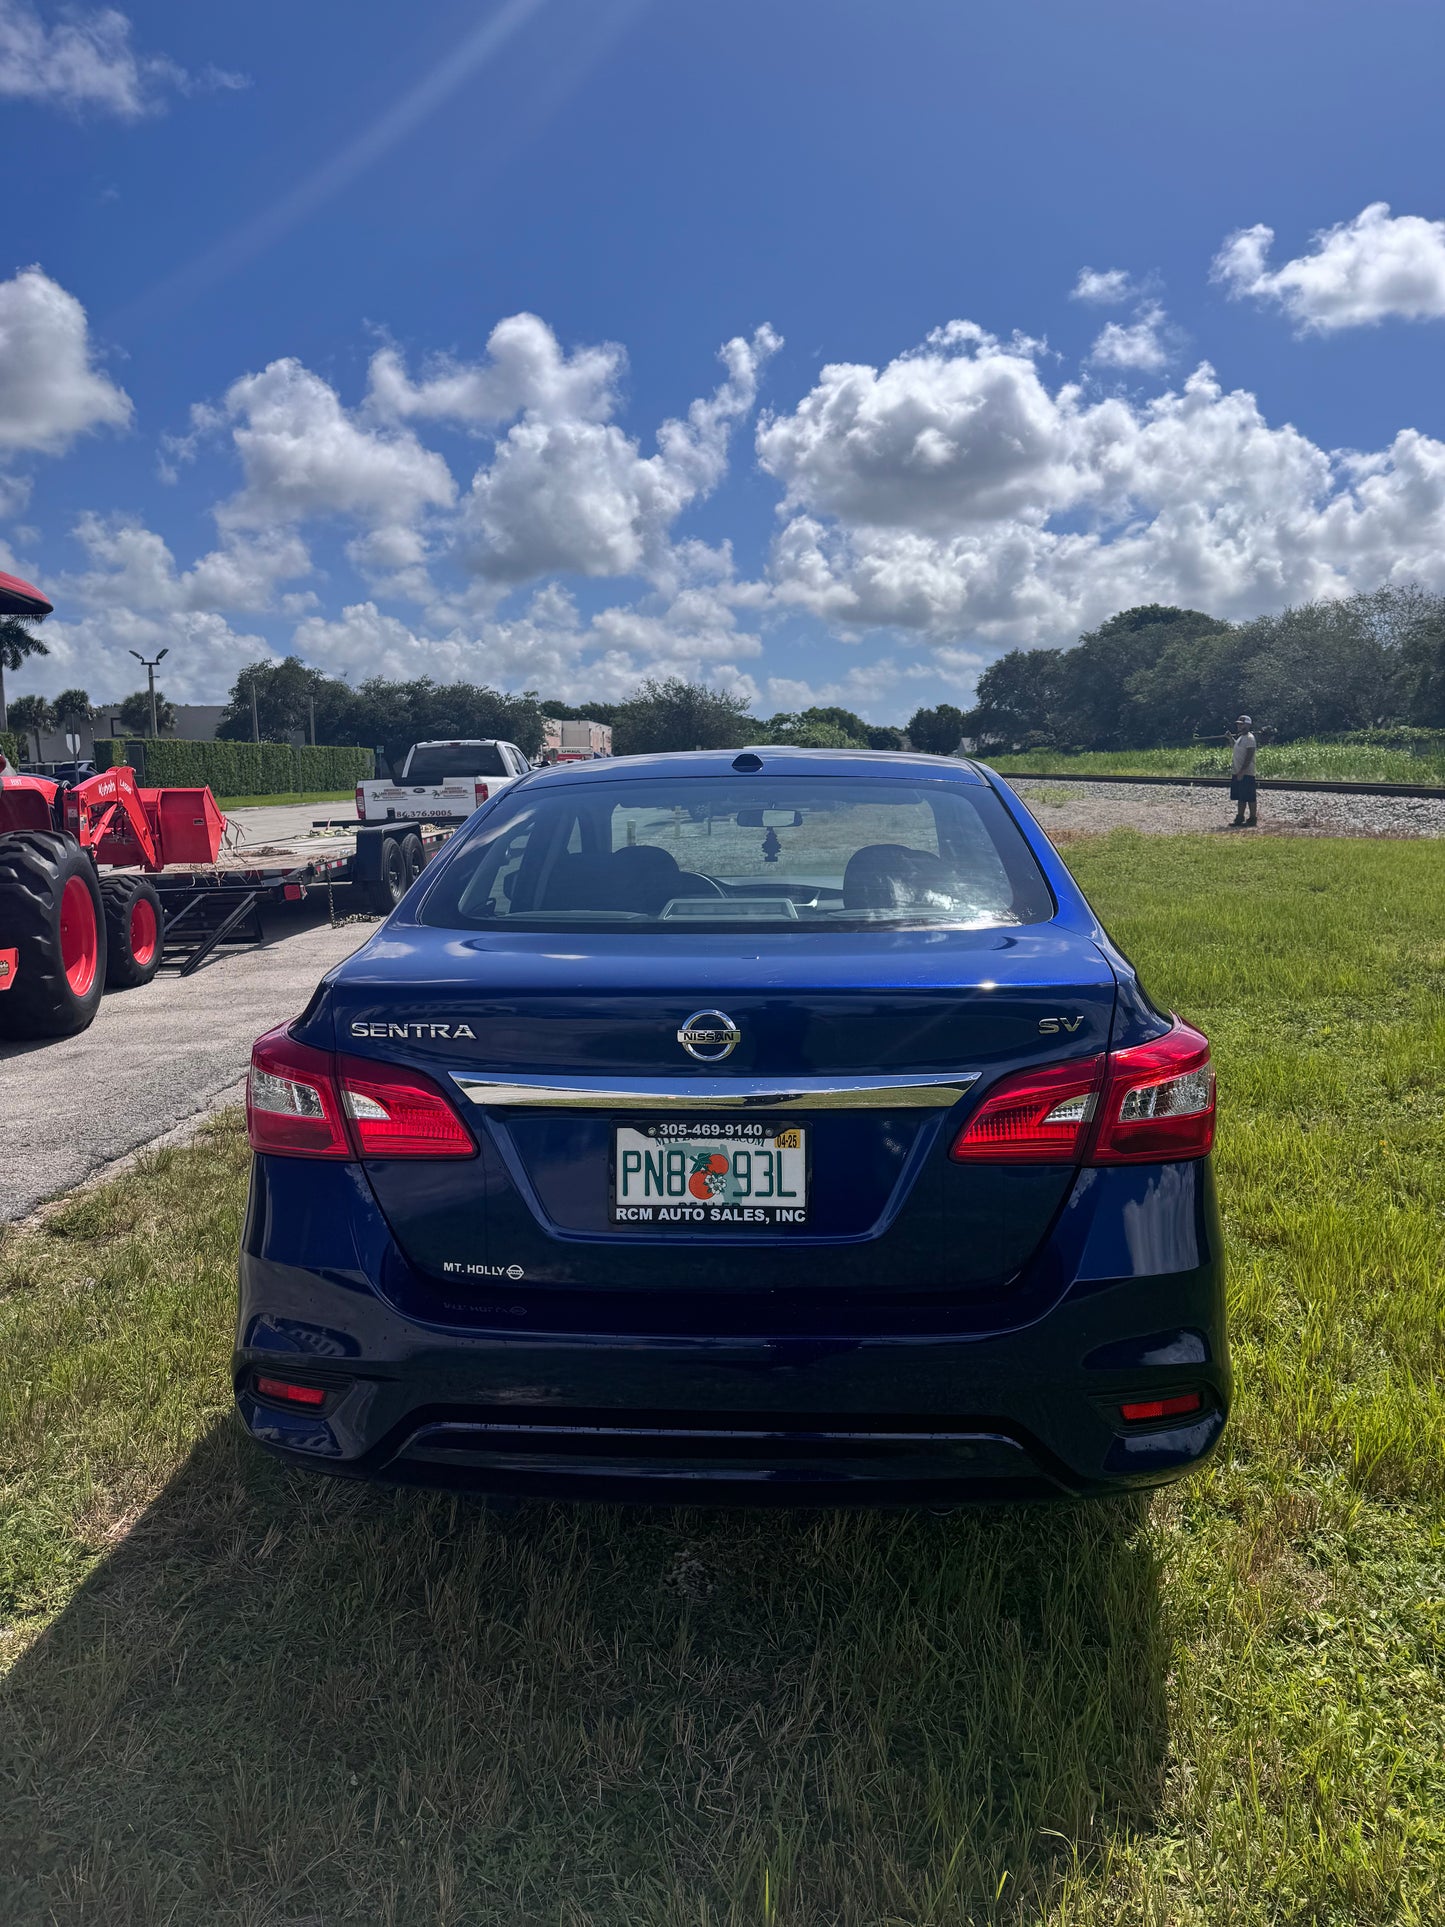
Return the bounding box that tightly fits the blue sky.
[4,0,1445,722]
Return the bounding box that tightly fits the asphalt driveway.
[0,906,372,1222]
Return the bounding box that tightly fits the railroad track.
[994,770,1445,801]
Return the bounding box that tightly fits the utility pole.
[128,647,169,737]
[250,676,260,743]
[308,694,316,746]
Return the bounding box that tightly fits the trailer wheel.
[400,832,425,884]
[100,875,165,988]
[368,834,408,913]
[0,832,108,1039]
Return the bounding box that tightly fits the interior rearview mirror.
[735,808,803,828]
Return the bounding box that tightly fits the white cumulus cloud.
[1212,202,1445,332]
[1070,267,1135,305]
[20,513,314,702]
[23,607,272,705]
[455,320,780,585]
[0,0,244,119]
[290,583,762,706]
[68,513,310,614]
[758,321,1445,647]
[0,266,131,455]
[30,293,1445,720]
[1088,303,1171,372]
[757,321,1087,532]
[213,358,456,547]
[367,312,624,428]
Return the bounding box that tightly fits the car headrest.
[842,843,958,910]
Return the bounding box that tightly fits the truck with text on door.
[356,740,530,827]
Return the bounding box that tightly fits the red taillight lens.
[1119,1390,1203,1424]
[950,1019,1214,1167]
[247,1030,475,1159]
[950,1056,1103,1162]
[336,1055,475,1158]
[473,780,490,808]
[255,1375,328,1407]
[246,1026,350,1158]
[1092,1019,1214,1164]
[355,783,365,818]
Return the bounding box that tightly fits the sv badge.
[1039,1015,1084,1034]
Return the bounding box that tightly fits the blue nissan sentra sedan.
[236,748,1228,1503]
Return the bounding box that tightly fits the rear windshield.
[403,744,510,781]
[419,775,1054,931]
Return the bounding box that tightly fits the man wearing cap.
[1228,714,1258,828]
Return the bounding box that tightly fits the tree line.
[8,581,1445,768]
[208,585,1437,766]
[957,587,1445,753]
[207,659,910,768]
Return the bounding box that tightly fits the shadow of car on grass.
[0,1419,1170,1925]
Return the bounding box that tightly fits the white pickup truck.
[355,739,531,825]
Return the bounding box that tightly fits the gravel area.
[1009,778,1445,840]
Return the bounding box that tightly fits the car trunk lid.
[322,923,1118,1314]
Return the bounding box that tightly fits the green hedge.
[0,730,22,768]
[90,739,373,795]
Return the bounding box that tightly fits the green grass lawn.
[213,788,357,810]
[987,742,1445,786]
[1,833,1442,1925]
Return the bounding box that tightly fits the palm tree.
[0,615,49,734]
[117,687,177,736]
[8,694,57,763]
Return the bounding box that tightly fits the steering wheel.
[673,871,727,898]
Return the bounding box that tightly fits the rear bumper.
[234,1154,1229,1504]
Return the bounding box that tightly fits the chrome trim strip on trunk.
[450,1071,980,1111]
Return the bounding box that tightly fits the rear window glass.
[403,744,509,781]
[419,775,1053,931]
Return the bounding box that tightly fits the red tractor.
[0,572,226,1040]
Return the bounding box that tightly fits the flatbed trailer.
[151,817,457,975]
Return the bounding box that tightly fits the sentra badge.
[350,1021,476,1040]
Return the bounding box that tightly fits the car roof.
[521,748,987,786]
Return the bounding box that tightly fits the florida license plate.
[612,1121,808,1226]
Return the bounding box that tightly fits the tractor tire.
[0,832,108,1039]
[399,832,425,884]
[100,874,165,989]
[369,834,408,914]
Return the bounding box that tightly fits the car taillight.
[473,780,490,808]
[246,1030,475,1159]
[1091,1020,1214,1164]
[336,1055,475,1158]
[355,782,365,818]
[949,1056,1103,1162]
[950,1018,1214,1166]
[247,1026,351,1158]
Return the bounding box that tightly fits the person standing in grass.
[1228,714,1258,828]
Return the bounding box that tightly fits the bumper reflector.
[255,1375,328,1407]
[1119,1390,1203,1424]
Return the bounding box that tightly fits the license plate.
[612,1121,808,1226]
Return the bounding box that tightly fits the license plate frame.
[610,1119,810,1227]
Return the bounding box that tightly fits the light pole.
[128,647,168,737]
